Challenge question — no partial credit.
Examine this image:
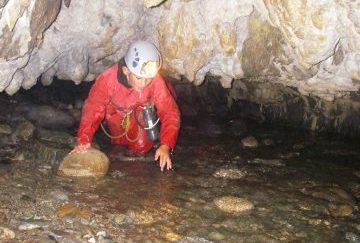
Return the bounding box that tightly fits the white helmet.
[124,40,162,79]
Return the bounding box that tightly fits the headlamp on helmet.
[141,61,159,78]
[125,40,162,79]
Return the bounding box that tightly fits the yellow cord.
[100,112,141,142]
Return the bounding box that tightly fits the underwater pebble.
[262,138,274,146]
[250,158,285,166]
[0,124,12,135]
[110,170,125,178]
[178,236,213,243]
[329,204,353,218]
[88,237,96,243]
[0,227,15,240]
[165,232,182,241]
[208,231,225,241]
[18,221,49,230]
[345,232,360,243]
[214,196,254,213]
[213,167,245,179]
[241,136,259,148]
[50,189,69,201]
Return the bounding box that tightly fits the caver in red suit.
[77,58,181,153]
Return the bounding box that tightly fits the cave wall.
[0,0,359,128]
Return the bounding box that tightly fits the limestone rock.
[214,196,254,213]
[0,0,358,102]
[57,148,110,178]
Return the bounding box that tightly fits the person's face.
[122,66,152,92]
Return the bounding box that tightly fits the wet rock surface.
[214,196,254,213]
[0,81,359,242]
[58,148,110,178]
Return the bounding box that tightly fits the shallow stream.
[0,82,359,242]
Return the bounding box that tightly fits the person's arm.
[72,73,110,153]
[152,76,181,171]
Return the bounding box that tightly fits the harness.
[100,100,159,142]
[100,109,141,142]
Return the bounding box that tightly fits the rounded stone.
[262,138,274,146]
[241,136,259,148]
[0,123,12,135]
[214,196,254,213]
[0,227,15,240]
[329,204,353,218]
[213,167,245,179]
[208,231,225,241]
[57,148,110,178]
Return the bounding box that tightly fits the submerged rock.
[0,123,12,135]
[345,232,360,243]
[177,237,213,243]
[300,186,356,205]
[213,166,246,179]
[57,204,92,219]
[250,158,285,167]
[328,204,353,218]
[241,136,259,148]
[262,138,274,146]
[57,148,110,178]
[214,196,254,213]
[0,227,15,240]
[208,232,225,241]
[18,220,49,230]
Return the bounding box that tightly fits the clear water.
[65,124,359,242]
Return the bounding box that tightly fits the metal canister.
[142,103,159,141]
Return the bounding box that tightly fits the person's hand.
[70,143,91,154]
[154,144,172,171]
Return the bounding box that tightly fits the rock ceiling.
[0,0,359,101]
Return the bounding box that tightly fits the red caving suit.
[77,63,181,153]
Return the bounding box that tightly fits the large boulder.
[16,104,75,130]
[57,148,110,178]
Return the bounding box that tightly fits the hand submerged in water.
[70,143,91,154]
[154,144,173,172]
